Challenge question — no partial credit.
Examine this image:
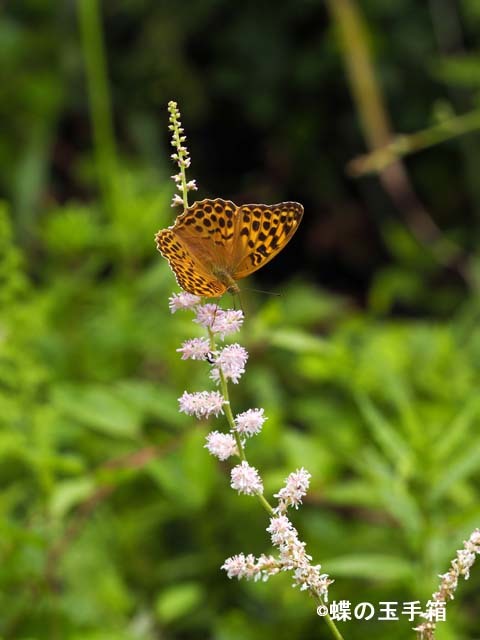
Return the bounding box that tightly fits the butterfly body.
[211,267,240,295]
[156,198,303,297]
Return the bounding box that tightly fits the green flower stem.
[209,332,247,463]
[206,326,345,640]
[180,165,189,210]
[77,0,119,218]
[174,135,189,211]
[256,491,275,517]
[321,601,345,640]
[168,101,190,210]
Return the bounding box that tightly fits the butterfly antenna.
[243,287,282,297]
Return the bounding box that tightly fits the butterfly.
[155,198,303,297]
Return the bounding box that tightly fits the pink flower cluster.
[170,292,330,607]
[177,337,211,360]
[274,468,311,513]
[205,431,237,461]
[414,528,480,639]
[268,515,333,597]
[170,294,264,470]
[222,553,279,582]
[168,292,201,313]
[222,461,331,598]
[234,408,266,437]
[222,513,332,599]
[194,304,244,338]
[210,344,248,384]
[178,390,224,419]
[230,461,263,495]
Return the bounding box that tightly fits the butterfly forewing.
[232,202,303,278]
[174,199,238,264]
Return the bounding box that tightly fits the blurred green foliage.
[2,1,480,639]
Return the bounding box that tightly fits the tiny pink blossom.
[194,303,220,329]
[178,390,224,419]
[211,309,244,338]
[234,408,266,437]
[205,431,238,461]
[292,564,333,597]
[176,337,211,360]
[210,344,248,384]
[230,461,263,495]
[454,549,476,580]
[274,467,311,513]
[221,553,256,580]
[267,515,296,546]
[437,571,458,596]
[194,305,244,338]
[221,553,279,582]
[171,193,184,207]
[168,292,201,313]
[255,553,281,580]
[278,535,310,570]
[468,529,480,547]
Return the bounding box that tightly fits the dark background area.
[4,0,480,306]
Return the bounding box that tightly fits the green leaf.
[280,431,333,478]
[431,439,480,501]
[115,379,186,427]
[50,477,95,519]
[356,393,411,469]
[326,480,386,509]
[356,449,422,535]
[434,395,480,463]
[325,554,414,581]
[269,328,328,354]
[155,583,203,623]
[52,383,142,439]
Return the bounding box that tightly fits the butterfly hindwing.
[232,202,303,278]
[155,228,226,297]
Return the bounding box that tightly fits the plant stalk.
[77,0,119,218]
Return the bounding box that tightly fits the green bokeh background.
[2,1,480,639]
